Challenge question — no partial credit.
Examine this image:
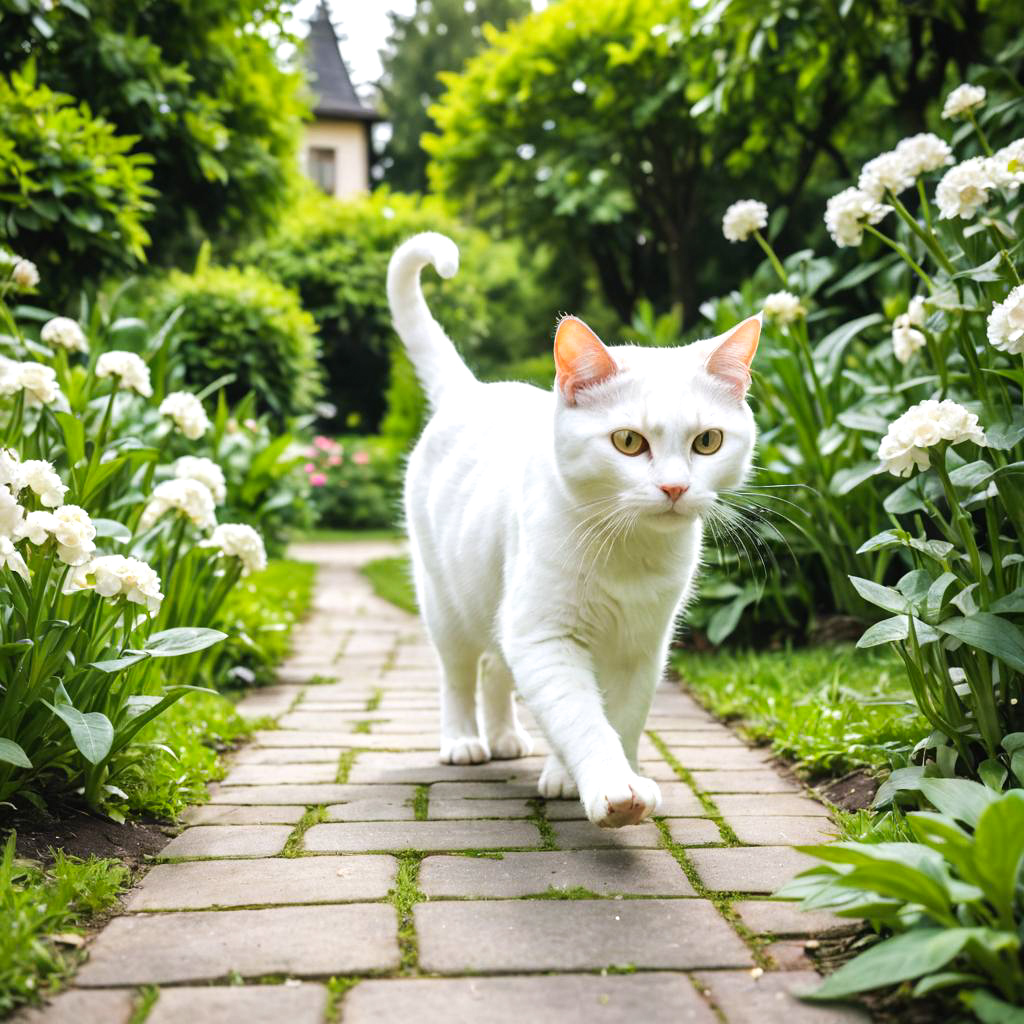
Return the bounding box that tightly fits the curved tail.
[387,232,475,408]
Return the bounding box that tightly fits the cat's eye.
[693,429,723,455]
[611,429,649,456]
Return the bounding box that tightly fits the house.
[302,2,380,198]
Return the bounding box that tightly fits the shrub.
[0,63,154,301]
[151,262,321,430]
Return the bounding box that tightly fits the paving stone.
[690,770,801,793]
[221,763,338,786]
[765,939,817,971]
[694,970,871,1023]
[420,849,695,898]
[669,747,773,770]
[183,804,305,826]
[158,825,291,859]
[304,819,542,852]
[733,900,857,937]
[551,821,666,849]
[542,781,706,821]
[657,730,743,746]
[714,794,830,817]
[210,783,415,804]
[231,747,343,764]
[428,798,534,819]
[429,781,540,800]
[127,855,397,910]
[13,988,136,1024]
[147,984,328,1024]
[76,904,399,985]
[647,715,719,730]
[347,752,548,784]
[325,798,415,821]
[343,974,716,1024]
[252,731,375,748]
[278,711,435,730]
[665,818,725,846]
[728,815,838,846]
[416,899,751,972]
[688,847,816,893]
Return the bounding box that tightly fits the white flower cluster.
[6,255,40,290]
[173,456,226,505]
[987,138,1024,191]
[80,555,164,613]
[18,505,96,566]
[204,523,267,576]
[892,296,927,365]
[140,478,217,531]
[857,134,953,202]
[761,291,805,326]
[942,83,985,120]
[159,391,210,440]
[878,399,987,477]
[41,317,88,354]
[987,284,1024,355]
[824,188,891,248]
[0,358,61,406]
[19,459,68,507]
[722,200,768,242]
[96,351,152,397]
[935,157,993,220]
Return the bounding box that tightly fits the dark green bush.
[153,262,321,429]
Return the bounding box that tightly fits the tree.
[0,0,307,273]
[424,0,1022,324]
[377,0,531,193]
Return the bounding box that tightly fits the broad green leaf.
[962,988,1024,1024]
[978,758,1008,792]
[926,573,959,618]
[849,577,908,614]
[935,613,1024,673]
[871,765,932,809]
[991,588,1024,614]
[918,778,999,829]
[912,971,986,998]
[973,791,1024,919]
[90,650,149,673]
[55,412,85,464]
[91,518,132,543]
[0,737,32,768]
[831,461,882,495]
[47,703,113,764]
[907,811,977,884]
[949,460,993,490]
[1002,733,1024,754]
[143,627,227,657]
[857,615,937,649]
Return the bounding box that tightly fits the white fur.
[387,233,758,827]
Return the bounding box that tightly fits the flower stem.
[864,224,935,291]
[967,110,994,157]
[752,230,788,286]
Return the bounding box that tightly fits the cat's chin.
[643,507,701,531]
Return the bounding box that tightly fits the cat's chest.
[575,567,687,652]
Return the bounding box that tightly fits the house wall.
[303,120,369,199]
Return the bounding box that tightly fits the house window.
[308,146,336,194]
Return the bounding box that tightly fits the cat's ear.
[554,315,618,404]
[704,313,761,399]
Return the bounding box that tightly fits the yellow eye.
[693,429,723,455]
[611,429,649,456]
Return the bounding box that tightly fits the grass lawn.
[362,555,417,614]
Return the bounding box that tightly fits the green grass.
[0,833,129,1015]
[673,644,923,779]
[362,555,417,615]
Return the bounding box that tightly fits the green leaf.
[973,791,1024,919]
[991,588,1024,614]
[143,627,227,657]
[0,737,32,768]
[831,461,882,495]
[91,518,132,544]
[55,412,86,465]
[849,577,908,614]
[857,615,937,649]
[918,778,999,829]
[46,703,114,764]
[90,650,149,673]
[962,988,1024,1024]
[935,613,1024,673]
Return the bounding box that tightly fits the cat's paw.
[537,758,578,799]
[583,773,661,828]
[488,726,534,760]
[440,737,491,765]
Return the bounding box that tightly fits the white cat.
[387,232,760,828]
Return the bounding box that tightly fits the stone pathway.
[23,540,869,1024]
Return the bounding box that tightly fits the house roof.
[305,2,381,123]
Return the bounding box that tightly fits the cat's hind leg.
[479,651,533,760]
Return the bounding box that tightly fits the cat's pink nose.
[660,484,687,503]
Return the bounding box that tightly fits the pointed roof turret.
[305,2,380,122]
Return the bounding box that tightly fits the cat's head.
[551,314,759,528]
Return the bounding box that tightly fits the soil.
[815,768,879,812]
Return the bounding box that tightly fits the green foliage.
[0,0,306,271]
[362,555,417,616]
[249,186,559,432]
[782,780,1024,1019]
[378,0,531,192]
[0,833,128,1015]
[675,645,922,777]
[380,347,428,446]
[0,62,154,299]
[152,263,321,429]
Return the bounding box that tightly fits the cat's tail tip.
[393,231,459,282]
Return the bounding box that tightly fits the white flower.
[0,448,21,491]
[159,391,210,441]
[18,459,67,507]
[15,504,96,565]
[935,158,994,220]
[894,133,954,177]
[41,317,88,354]
[824,187,891,247]
[892,296,928,364]
[987,284,1024,355]
[722,200,768,242]
[204,523,267,576]
[140,478,216,531]
[942,83,986,120]
[173,456,226,505]
[761,291,805,326]
[95,351,152,397]
[0,361,62,406]
[11,258,39,290]
[987,139,1024,191]
[0,536,29,581]
[878,400,987,477]
[858,150,917,202]
[88,554,164,613]
[0,486,24,539]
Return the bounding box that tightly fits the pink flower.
[303,462,315,473]
[305,446,317,457]
[328,454,342,466]
[309,472,327,487]
[314,435,332,451]
[353,451,370,465]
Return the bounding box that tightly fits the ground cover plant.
[362,555,417,616]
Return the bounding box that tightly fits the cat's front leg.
[504,632,661,827]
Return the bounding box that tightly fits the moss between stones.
[387,852,425,973]
[412,785,430,821]
[527,799,558,850]
[282,805,328,858]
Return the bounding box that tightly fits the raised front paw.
[583,772,661,828]
[488,726,534,760]
[440,736,491,765]
[537,756,578,799]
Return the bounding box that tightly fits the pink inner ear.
[554,316,617,403]
[706,316,761,399]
